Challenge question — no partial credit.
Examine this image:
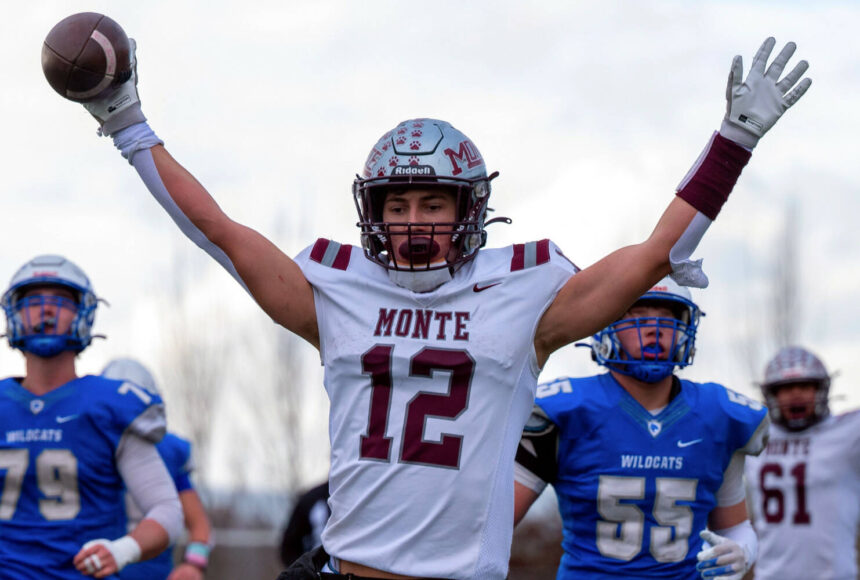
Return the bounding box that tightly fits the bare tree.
[736,198,802,391]
[157,248,230,486]
[770,198,800,348]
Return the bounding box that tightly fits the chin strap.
[388,267,453,293]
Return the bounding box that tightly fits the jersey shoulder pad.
[693,380,769,455]
[82,375,167,443]
[833,409,860,451]
[308,238,354,270]
[534,375,600,426]
[509,239,579,273]
[835,408,860,425]
[535,375,578,401]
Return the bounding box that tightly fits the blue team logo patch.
[647,419,662,437]
[30,399,45,414]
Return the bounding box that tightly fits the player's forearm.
[513,482,540,526]
[180,490,213,544]
[149,145,230,241]
[130,519,171,560]
[125,140,250,294]
[118,435,184,544]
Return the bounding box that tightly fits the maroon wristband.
[676,132,752,220]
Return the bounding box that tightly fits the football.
[41,12,132,103]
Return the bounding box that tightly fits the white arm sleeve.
[115,123,250,295]
[715,451,747,507]
[116,433,183,544]
[668,211,712,289]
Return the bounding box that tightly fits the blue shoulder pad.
[79,375,167,445]
[533,375,605,438]
[697,381,769,455]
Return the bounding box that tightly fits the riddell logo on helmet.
[392,165,436,176]
[32,271,59,277]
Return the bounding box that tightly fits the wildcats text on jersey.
[6,428,64,443]
[620,454,684,470]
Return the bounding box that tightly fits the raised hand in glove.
[720,37,811,149]
[83,38,146,136]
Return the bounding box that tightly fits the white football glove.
[78,536,141,575]
[695,529,750,580]
[83,38,146,137]
[719,37,811,149]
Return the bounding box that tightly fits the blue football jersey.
[531,373,767,580]
[0,375,165,580]
[119,433,195,580]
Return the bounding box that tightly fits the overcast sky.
[3,1,859,489]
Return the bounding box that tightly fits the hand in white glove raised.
[695,529,750,580]
[83,38,146,136]
[720,37,811,149]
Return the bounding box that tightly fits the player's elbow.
[636,238,674,280]
[144,495,184,547]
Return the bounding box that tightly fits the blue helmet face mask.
[590,278,702,383]
[1,255,100,358]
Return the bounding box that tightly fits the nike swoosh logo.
[677,439,702,448]
[56,415,79,424]
[473,282,501,292]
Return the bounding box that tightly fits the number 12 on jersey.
[359,345,474,469]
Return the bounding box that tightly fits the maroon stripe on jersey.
[511,244,525,271]
[535,239,550,265]
[332,244,352,270]
[310,238,352,270]
[310,238,330,263]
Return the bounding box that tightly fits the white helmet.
[761,346,831,430]
[353,118,504,272]
[1,254,100,357]
[101,357,160,395]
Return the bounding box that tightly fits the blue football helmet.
[590,277,702,383]
[1,255,100,357]
[101,357,160,395]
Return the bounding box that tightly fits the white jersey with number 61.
[745,409,860,580]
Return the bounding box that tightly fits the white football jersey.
[294,238,576,579]
[745,410,860,580]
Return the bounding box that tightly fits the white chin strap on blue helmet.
[590,277,701,383]
[1,255,100,358]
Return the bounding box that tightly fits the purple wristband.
[676,132,752,220]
